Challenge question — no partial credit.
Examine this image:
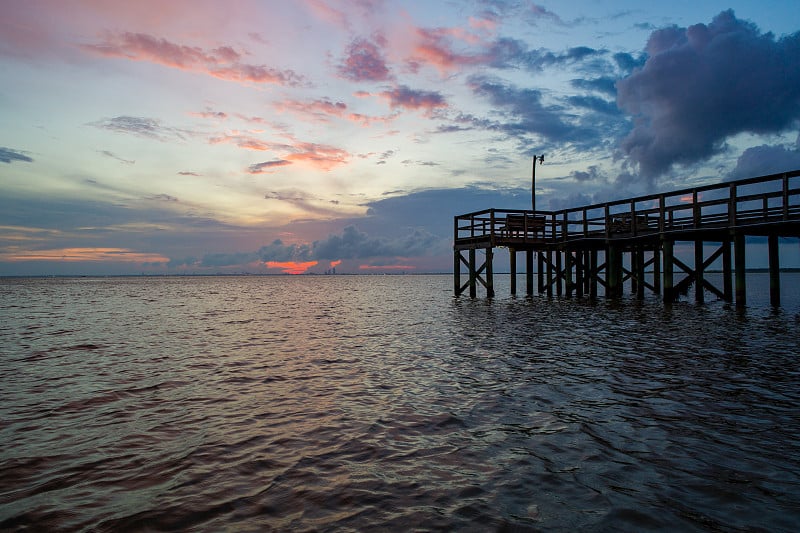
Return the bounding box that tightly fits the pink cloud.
[410,27,485,73]
[209,133,272,151]
[191,109,228,120]
[277,98,349,123]
[83,32,303,86]
[302,0,350,29]
[379,85,447,114]
[338,35,392,81]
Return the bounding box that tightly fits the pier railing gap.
[453,170,800,306]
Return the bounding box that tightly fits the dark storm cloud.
[617,10,800,178]
[485,37,605,72]
[729,140,800,180]
[0,147,33,164]
[468,75,604,145]
[468,76,568,136]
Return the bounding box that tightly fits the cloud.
[276,98,349,122]
[91,116,187,141]
[83,32,303,86]
[191,108,228,120]
[730,142,800,180]
[265,260,318,274]
[98,150,135,164]
[312,225,443,260]
[617,10,800,178]
[467,75,579,140]
[213,133,350,171]
[379,85,447,114]
[338,35,392,81]
[178,171,200,176]
[0,147,33,164]
[2,247,168,263]
[248,160,292,174]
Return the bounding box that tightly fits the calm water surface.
[1,274,799,531]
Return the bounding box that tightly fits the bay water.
[1,274,799,531]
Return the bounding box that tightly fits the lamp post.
[532,154,544,213]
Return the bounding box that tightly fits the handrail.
[455,169,800,244]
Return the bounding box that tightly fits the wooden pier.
[454,170,800,306]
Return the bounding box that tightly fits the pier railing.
[454,170,800,246]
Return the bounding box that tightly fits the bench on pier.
[610,213,652,233]
[502,214,546,237]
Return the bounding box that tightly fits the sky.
[2,0,800,276]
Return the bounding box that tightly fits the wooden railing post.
[583,208,588,237]
[783,173,790,221]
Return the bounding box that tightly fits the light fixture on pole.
[532,154,544,212]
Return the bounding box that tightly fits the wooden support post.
[695,239,705,304]
[555,250,563,297]
[663,240,674,303]
[590,250,598,299]
[722,239,732,302]
[630,248,638,295]
[607,245,622,298]
[537,252,545,294]
[565,251,574,297]
[485,247,495,298]
[653,247,661,295]
[509,248,517,295]
[453,250,461,295]
[469,248,477,298]
[585,250,592,296]
[734,233,746,307]
[546,249,554,297]
[769,234,780,307]
[575,252,584,298]
[636,246,645,300]
[526,250,534,296]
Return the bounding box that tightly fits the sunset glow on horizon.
[2,1,799,276]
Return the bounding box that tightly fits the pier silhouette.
[454,169,800,306]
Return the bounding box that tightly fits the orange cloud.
[210,132,350,171]
[83,32,302,86]
[284,141,350,171]
[265,260,318,274]
[330,260,342,268]
[2,247,169,263]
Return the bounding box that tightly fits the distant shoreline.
[3,268,800,279]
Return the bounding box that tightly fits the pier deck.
[454,170,800,306]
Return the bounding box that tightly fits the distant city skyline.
[2,0,799,275]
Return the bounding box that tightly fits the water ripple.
[1,275,799,531]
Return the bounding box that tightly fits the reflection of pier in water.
[453,170,800,307]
